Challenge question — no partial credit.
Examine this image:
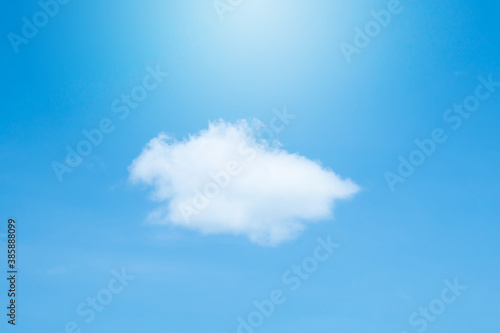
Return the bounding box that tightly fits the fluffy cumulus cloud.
[129,120,359,246]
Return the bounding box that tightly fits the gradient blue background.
[1,0,499,332]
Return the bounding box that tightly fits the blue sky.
[1,0,500,332]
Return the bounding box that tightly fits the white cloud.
[129,119,359,246]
